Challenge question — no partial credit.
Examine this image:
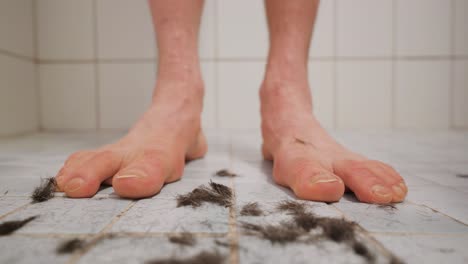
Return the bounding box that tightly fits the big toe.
[112,150,176,199]
[333,159,407,204]
[273,151,345,202]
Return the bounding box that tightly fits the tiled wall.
[0,0,38,136]
[1,0,467,134]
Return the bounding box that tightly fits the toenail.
[55,175,63,183]
[310,174,339,185]
[371,185,391,198]
[64,178,84,193]
[399,182,407,190]
[392,185,404,196]
[115,174,140,179]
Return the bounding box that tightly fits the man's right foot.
[55,78,207,199]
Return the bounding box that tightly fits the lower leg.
[55,0,207,199]
[261,0,407,203]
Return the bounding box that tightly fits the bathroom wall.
[1,0,467,134]
[0,0,38,136]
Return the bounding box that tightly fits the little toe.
[59,150,122,198]
[333,160,406,204]
[113,150,173,199]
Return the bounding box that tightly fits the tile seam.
[227,135,239,264]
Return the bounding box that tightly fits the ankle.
[265,54,308,82]
[153,65,204,99]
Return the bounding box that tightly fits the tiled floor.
[0,131,467,264]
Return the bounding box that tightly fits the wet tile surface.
[110,198,230,233]
[0,131,467,263]
[1,197,131,234]
[374,234,468,264]
[78,236,230,264]
[0,236,69,264]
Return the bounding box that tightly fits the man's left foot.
[260,77,407,204]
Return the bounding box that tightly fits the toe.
[57,150,122,198]
[333,160,407,204]
[273,149,345,202]
[56,151,94,190]
[113,149,174,199]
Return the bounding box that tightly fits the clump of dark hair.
[176,181,232,208]
[240,202,263,216]
[276,200,357,242]
[56,238,86,254]
[456,173,468,178]
[168,232,196,246]
[56,234,115,255]
[215,169,237,177]
[276,200,307,215]
[318,218,356,242]
[276,200,321,231]
[377,204,397,213]
[0,216,38,236]
[292,211,320,232]
[31,177,57,203]
[146,250,225,264]
[240,222,303,244]
[389,255,406,264]
[352,240,375,263]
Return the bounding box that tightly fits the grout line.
[0,49,35,62]
[406,200,468,227]
[227,135,239,264]
[99,201,137,233]
[331,205,398,258]
[0,203,31,221]
[8,231,229,239]
[391,0,397,129]
[67,200,137,264]
[213,0,220,129]
[449,0,455,129]
[31,0,42,132]
[33,55,468,65]
[332,0,338,129]
[369,231,468,237]
[92,0,100,131]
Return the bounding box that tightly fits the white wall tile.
[309,61,335,128]
[99,63,156,130]
[0,55,38,136]
[199,0,216,59]
[37,0,94,60]
[96,0,155,59]
[39,64,96,130]
[337,61,392,129]
[337,0,393,57]
[310,0,335,58]
[396,0,451,56]
[453,60,468,128]
[218,62,264,129]
[217,0,268,58]
[201,61,216,129]
[97,0,215,60]
[454,0,468,56]
[395,61,450,129]
[0,0,34,57]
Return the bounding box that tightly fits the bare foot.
[55,78,207,199]
[260,78,407,204]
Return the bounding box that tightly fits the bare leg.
[261,0,407,203]
[55,0,207,198]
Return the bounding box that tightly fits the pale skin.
[55,0,407,204]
